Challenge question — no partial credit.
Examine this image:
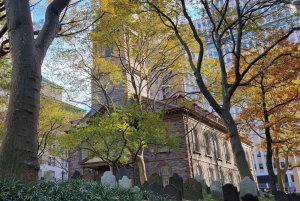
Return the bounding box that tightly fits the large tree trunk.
[221,111,254,180]
[0,0,70,184]
[265,128,277,194]
[136,148,147,185]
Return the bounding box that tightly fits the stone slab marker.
[169,173,183,191]
[210,180,224,201]
[239,176,258,198]
[147,182,162,197]
[274,191,291,201]
[241,194,259,201]
[118,176,132,189]
[149,173,163,188]
[194,176,208,198]
[222,183,239,201]
[183,178,203,200]
[116,167,130,182]
[142,181,149,190]
[82,170,94,181]
[70,170,82,180]
[163,184,182,201]
[101,171,116,187]
[290,193,300,201]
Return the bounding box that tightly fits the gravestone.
[290,193,300,201]
[210,180,224,201]
[147,182,162,197]
[223,183,239,201]
[82,170,94,181]
[258,189,264,197]
[206,185,211,194]
[194,176,207,198]
[70,170,82,180]
[117,167,130,182]
[101,171,116,187]
[182,178,203,200]
[163,184,182,201]
[241,194,259,201]
[274,191,291,201]
[142,181,150,190]
[94,174,101,182]
[149,173,163,188]
[169,173,183,191]
[118,176,132,189]
[131,186,141,193]
[239,176,258,198]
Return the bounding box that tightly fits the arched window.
[220,170,225,184]
[214,137,221,158]
[224,142,230,161]
[229,172,234,185]
[208,168,214,185]
[196,165,202,178]
[204,133,211,155]
[192,129,200,152]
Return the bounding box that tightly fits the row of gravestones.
[71,169,300,201]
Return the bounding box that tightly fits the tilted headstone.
[117,167,130,182]
[169,173,183,191]
[70,170,82,180]
[194,176,208,198]
[241,194,259,201]
[147,182,162,197]
[131,186,141,193]
[183,178,203,200]
[290,193,300,201]
[82,170,94,181]
[142,181,150,190]
[210,180,224,201]
[274,191,291,201]
[163,184,182,201]
[101,171,116,187]
[223,183,239,201]
[149,173,163,188]
[118,176,132,189]
[239,176,258,198]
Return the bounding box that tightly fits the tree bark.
[265,127,277,194]
[0,0,70,184]
[136,148,147,185]
[220,110,254,180]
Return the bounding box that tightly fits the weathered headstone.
[194,176,207,198]
[290,193,300,201]
[169,173,183,191]
[131,186,141,193]
[118,176,132,189]
[147,182,162,197]
[94,174,101,182]
[142,181,150,190]
[274,191,291,201]
[149,173,163,188]
[117,167,130,182]
[258,189,264,197]
[101,171,116,187]
[239,176,258,198]
[241,194,259,201]
[223,183,239,201]
[183,178,203,200]
[210,180,224,201]
[70,170,82,180]
[82,170,94,181]
[207,185,211,194]
[163,184,182,201]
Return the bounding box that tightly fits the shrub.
[0,179,174,201]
